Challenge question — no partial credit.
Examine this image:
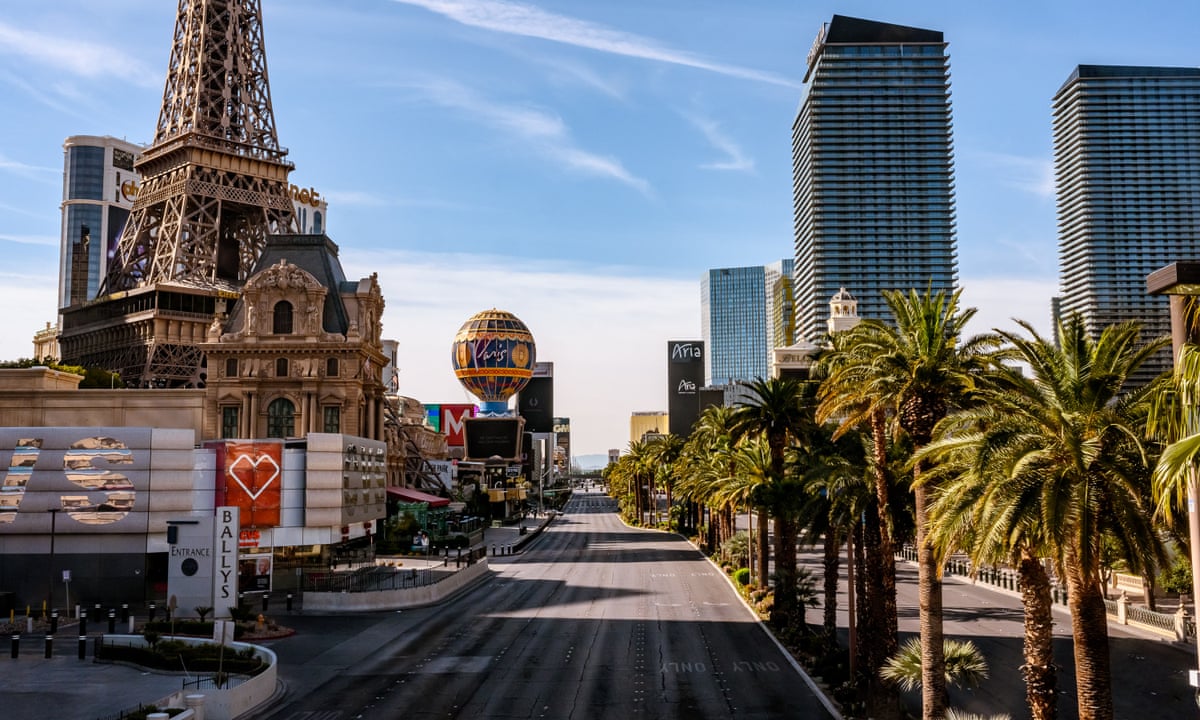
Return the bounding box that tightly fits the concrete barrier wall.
[114,635,278,720]
[304,559,490,612]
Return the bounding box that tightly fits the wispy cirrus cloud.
[974,151,1055,199]
[0,233,58,247]
[0,152,59,183]
[686,114,753,172]
[415,78,651,194]
[0,21,158,88]
[390,0,801,89]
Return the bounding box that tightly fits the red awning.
[386,487,451,507]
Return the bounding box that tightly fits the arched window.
[326,357,339,377]
[276,357,289,377]
[273,301,293,334]
[225,358,238,377]
[266,398,295,438]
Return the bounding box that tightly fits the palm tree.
[646,434,684,530]
[795,423,870,642]
[732,376,813,628]
[610,440,656,525]
[1147,342,1200,606]
[818,287,1002,719]
[926,317,1166,720]
[917,398,1060,720]
[880,637,989,693]
[680,406,742,555]
[818,331,902,672]
[728,436,774,587]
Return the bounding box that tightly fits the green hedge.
[143,619,246,639]
[100,639,266,675]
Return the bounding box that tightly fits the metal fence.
[897,545,1195,641]
[302,547,486,593]
[93,702,159,720]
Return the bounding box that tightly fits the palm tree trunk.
[665,482,674,532]
[823,528,841,641]
[756,509,769,590]
[861,504,902,719]
[854,521,871,676]
[773,513,798,627]
[1017,550,1058,720]
[915,480,948,720]
[1066,554,1115,720]
[870,409,899,655]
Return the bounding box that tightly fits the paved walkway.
[5,636,188,720]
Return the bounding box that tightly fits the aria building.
[701,260,793,387]
[1054,65,1200,382]
[792,15,958,343]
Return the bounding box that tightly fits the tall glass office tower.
[792,15,958,343]
[701,260,793,387]
[1054,65,1200,381]
[58,135,143,310]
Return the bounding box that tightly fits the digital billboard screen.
[518,376,554,433]
[465,417,525,461]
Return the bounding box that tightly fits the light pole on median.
[46,508,60,616]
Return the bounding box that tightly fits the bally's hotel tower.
[792,15,957,342]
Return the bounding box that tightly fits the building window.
[323,406,341,433]
[221,407,239,438]
[276,357,289,377]
[267,398,295,438]
[273,301,293,334]
[326,357,339,377]
[225,358,238,377]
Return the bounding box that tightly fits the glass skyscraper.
[792,15,958,343]
[701,260,793,387]
[58,135,143,310]
[1054,65,1200,381]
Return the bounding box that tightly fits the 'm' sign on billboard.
[439,404,477,447]
[208,440,283,528]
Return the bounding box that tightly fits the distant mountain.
[572,453,610,471]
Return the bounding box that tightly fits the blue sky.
[1,0,1198,457]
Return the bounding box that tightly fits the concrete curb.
[690,537,845,720]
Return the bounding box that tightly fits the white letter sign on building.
[213,506,239,618]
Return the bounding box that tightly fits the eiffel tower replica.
[59,0,296,388]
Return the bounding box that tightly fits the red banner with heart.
[214,440,282,528]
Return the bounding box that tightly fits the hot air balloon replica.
[451,308,536,415]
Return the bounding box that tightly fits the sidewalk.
[4,633,190,720]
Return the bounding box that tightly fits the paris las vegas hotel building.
[0,136,437,610]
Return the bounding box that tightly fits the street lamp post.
[46,508,60,616]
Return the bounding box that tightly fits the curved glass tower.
[1054,65,1200,382]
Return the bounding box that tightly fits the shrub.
[721,531,750,568]
[1161,554,1193,595]
[99,638,266,675]
[732,568,751,587]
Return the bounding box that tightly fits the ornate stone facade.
[201,250,390,455]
